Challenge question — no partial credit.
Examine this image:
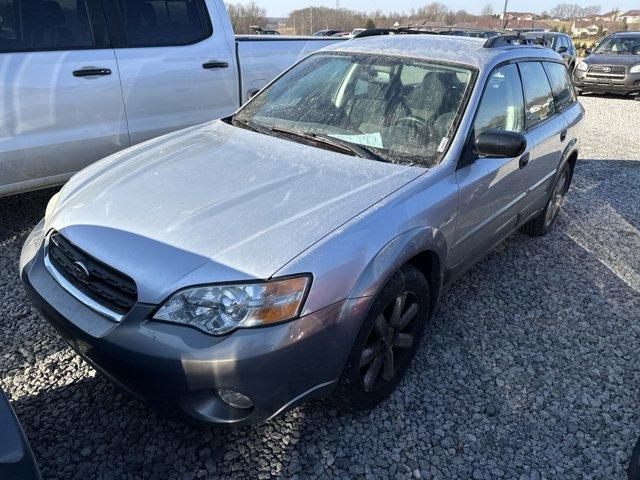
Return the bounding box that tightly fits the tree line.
[225,1,606,35]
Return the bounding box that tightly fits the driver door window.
[473,64,524,143]
[451,64,528,272]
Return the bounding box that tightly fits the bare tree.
[549,3,601,20]
[481,3,494,16]
[225,1,266,34]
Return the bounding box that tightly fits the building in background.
[620,10,640,24]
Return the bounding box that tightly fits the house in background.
[594,10,621,22]
[619,10,640,24]
[571,20,622,37]
[572,21,603,36]
[500,11,535,21]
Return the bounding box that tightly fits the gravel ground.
[1,94,639,480]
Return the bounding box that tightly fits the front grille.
[47,232,137,315]
[587,65,627,79]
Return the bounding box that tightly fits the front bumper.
[573,70,640,94]
[20,222,368,424]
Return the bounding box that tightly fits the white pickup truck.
[0,0,343,196]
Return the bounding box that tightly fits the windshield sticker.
[437,137,449,153]
[328,132,384,149]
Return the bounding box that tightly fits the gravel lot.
[1,95,639,480]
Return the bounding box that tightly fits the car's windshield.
[233,53,475,166]
[594,36,640,55]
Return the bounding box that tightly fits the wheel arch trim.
[347,226,447,318]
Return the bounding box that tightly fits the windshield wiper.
[268,125,388,163]
[231,116,267,133]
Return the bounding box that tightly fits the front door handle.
[202,61,229,69]
[73,68,112,77]
[519,152,531,169]
[560,130,568,142]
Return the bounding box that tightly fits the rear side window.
[0,0,94,52]
[518,62,556,128]
[115,0,210,47]
[543,62,576,111]
[474,64,524,139]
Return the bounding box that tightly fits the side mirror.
[557,45,568,54]
[584,48,592,55]
[475,130,527,158]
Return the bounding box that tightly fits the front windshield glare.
[234,53,474,165]
[594,36,640,54]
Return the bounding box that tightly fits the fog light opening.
[216,389,254,410]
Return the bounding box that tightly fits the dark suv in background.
[573,32,640,96]
[523,32,577,71]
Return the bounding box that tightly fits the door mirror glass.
[584,48,592,55]
[557,46,568,54]
[475,130,526,158]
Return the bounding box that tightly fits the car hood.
[584,54,640,66]
[49,121,423,304]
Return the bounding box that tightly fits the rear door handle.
[519,152,531,169]
[202,61,229,69]
[560,130,568,142]
[73,68,112,77]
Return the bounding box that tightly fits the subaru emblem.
[72,261,91,281]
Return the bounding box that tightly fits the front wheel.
[521,163,572,237]
[333,264,430,411]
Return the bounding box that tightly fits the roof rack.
[353,27,439,39]
[483,32,537,48]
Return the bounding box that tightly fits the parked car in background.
[21,33,583,425]
[573,32,640,96]
[0,389,40,480]
[250,25,280,35]
[0,0,343,198]
[351,28,366,36]
[437,28,503,39]
[522,32,577,71]
[313,29,342,37]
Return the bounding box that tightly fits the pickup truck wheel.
[521,163,571,237]
[333,264,429,411]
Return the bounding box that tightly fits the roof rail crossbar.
[353,27,438,39]
[483,32,532,48]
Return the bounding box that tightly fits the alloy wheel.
[359,291,420,392]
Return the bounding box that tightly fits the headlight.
[630,64,640,74]
[575,62,589,72]
[44,191,60,224]
[153,275,311,335]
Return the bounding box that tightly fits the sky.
[248,0,638,17]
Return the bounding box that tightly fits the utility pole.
[501,0,509,28]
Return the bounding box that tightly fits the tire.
[521,162,572,237]
[629,436,640,480]
[333,264,430,411]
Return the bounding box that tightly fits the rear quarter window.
[543,61,576,111]
[518,61,556,128]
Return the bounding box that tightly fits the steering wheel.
[393,116,429,130]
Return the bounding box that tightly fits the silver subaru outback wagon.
[20,33,583,424]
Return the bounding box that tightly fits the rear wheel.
[333,265,429,411]
[521,163,572,237]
